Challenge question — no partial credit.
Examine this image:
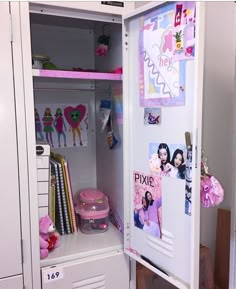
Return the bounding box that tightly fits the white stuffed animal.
[149,153,161,174]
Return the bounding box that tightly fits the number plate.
[43,267,64,283]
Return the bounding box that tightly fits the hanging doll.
[95,34,110,56]
[95,24,110,57]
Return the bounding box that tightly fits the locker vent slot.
[146,229,174,258]
[72,274,105,289]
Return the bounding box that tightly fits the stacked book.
[49,152,77,235]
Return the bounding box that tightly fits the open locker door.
[0,2,23,282]
[123,2,205,289]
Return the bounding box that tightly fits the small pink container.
[75,188,109,234]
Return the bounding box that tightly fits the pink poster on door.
[138,2,195,107]
[133,171,162,239]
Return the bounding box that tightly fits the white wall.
[201,2,236,279]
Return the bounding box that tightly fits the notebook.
[50,159,65,235]
[49,170,56,224]
[64,160,77,232]
[54,160,71,234]
[51,152,73,233]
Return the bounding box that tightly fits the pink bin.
[75,188,109,234]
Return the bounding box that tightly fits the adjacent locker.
[0,1,23,281]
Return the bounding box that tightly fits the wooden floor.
[136,262,176,289]
[136,245,215,289]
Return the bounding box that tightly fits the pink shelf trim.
[37,69,122,81]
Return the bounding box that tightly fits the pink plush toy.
[39,215,59,259]
[149,153,161,174]
[200,175,224,208]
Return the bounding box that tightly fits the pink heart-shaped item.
[64,105,86,128]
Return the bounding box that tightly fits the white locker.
[31,1,135,17]
[15,2,131,289]
[41,250,129,289]
[0,275,23,289]
[7,1,236,289]
[0,2,23,283]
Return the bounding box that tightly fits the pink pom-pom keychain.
[200,151,224,208]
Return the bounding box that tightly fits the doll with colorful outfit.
[42,107,54,147]
[54,108,67,147]
[35,108,44,140]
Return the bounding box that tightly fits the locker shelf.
[32,69,122,81]
[40,223,123,267]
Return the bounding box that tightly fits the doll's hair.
[35,108,39,117]
[55,108,63,117]
[44,107,52,116]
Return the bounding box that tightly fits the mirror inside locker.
[30,10,124,260]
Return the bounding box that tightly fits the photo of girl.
[158,143,171,172]
[133,171,162,239]
[149,142,186,180]
[166,149,185,179]
[143,191,162,238]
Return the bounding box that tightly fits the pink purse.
[200,174,224,208]
[200,156,224,208]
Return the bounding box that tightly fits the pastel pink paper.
[39,69,122,81]
[162,30,173,53]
